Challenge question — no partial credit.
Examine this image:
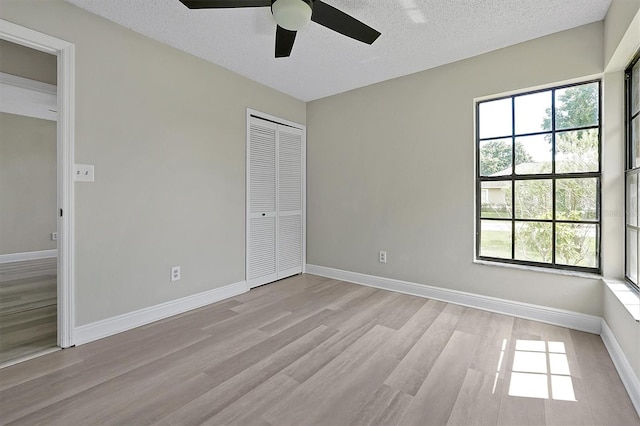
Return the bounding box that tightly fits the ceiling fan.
[177,0,381,58]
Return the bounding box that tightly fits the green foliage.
[542,84,598,130]
[480,140,533,175]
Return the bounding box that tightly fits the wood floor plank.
[447,367,503,426]
[263,324,396,426]
[379,299,447,360]
[569,329,640,426]
[291,351,400,426]
[349,383,413,426]
[0,326,213,424]
[543,377,595,426]
[322,289,400,332]
[202,374,300,426]
[384,303,466,395]
[0,348,83,391]
[280,320,378,383]
[159,325,337,425]
[496,320,547,426]
[467,312,514,377]
[0,273,637,426]
[400,330,479,425]
[0,258,56,282]
[0,263,58,365]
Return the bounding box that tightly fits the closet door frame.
[246,108,306,287]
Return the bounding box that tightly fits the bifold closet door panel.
[248,118,278,287]
[277,126,303,278]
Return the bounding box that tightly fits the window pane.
[555,83,599,130]
[632,115,639,169]
[556,178,598,221]
[515,180,552,219]
[481,181,511,218]
[515,91,552,135]
[479,98,512,139]
[628,174,638,227]
[555,129,599,173]
[514,135,552,174]
[632,60,639,116]
[556,224,597,268]
[479,139,512,176]
[480,220,512,259]
[515,222,552,263]
[627,228,638,284]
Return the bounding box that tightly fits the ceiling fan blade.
[275,26,297,58]
[311,0,380,45]
[178,0,271,9]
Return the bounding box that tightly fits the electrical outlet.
[170,266,181,282]
[51,232,57,241]
[379,251,387,263]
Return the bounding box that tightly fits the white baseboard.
[74,280,248,345]
[601,320,640,417]
[0,249,57,264]
[305,264,602,334]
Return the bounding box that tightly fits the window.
[625,52,640,289]
[476,81,601,273]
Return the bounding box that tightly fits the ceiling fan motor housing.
[271,0,313,31]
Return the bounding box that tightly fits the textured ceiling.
[65,0,611,101]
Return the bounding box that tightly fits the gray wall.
[0,0,306,325]
[307,22,605,316]
[604,0,640,67]
[602,1,640,383]
[0,113,57,255]
[0,39,57,85]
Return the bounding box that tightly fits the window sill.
[474,259,602,280]
[603,278,640,322]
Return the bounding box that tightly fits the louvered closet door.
[247,118,278,288]
[277,126,303,279]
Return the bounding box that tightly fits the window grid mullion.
[511,97,516,260]
[551,88,557,266]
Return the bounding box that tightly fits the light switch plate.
[74,164,94,182]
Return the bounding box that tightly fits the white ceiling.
[65,0,612,101]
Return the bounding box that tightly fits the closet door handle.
[262,213,266,216]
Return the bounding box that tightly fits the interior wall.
[602,3,640,383]
[603,0,640,67]
[307,22,605,316]
[0,39,56,85]
[0,0,306,325]
[0,113,57,255]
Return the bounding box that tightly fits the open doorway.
[0,19,75,365]
[0,40,58,363]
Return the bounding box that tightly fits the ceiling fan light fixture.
[272,0,312,31]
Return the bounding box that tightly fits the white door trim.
[246,108,306,287]
[0,19,76,348]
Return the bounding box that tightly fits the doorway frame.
[0,19,75,348]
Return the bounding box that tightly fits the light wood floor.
[0,274,638,425]
[0,259,57,364]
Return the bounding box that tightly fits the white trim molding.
[306,264,602,334]
[0,250,57,264]
[74,281,248,345]
[601,320,640,416]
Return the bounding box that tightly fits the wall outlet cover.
[171,266,181,282]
